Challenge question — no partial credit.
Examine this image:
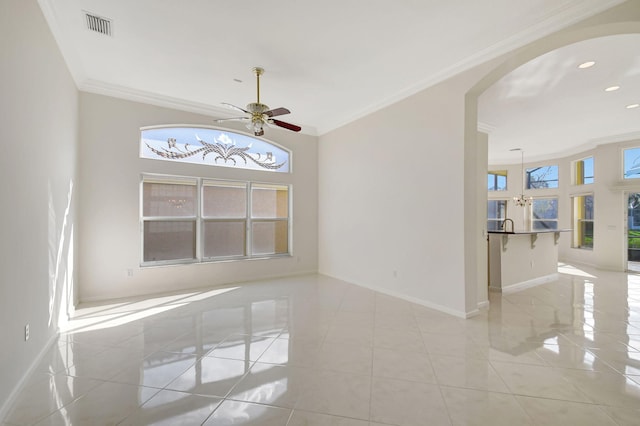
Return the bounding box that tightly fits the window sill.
[141,253,292,268]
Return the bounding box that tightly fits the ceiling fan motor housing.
[247,102,270,114]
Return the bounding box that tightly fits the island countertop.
[488,229,571,235]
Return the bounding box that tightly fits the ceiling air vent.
[84,12,112,36]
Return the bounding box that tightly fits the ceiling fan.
[215,67,301,137]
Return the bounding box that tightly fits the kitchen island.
[488,229,570,293]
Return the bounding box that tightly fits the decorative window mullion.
[196,178,203,261]
[247,182,253,258]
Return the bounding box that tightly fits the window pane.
[252,185,289,218]
[582,157,594,184]
[203,182,247,218]
[624,148,640,179]
[526,165,558,189]
[203,221,246,258]
[143,181,196,217]
[580,220,594,248]
[143,221,196,261]
[532,198,558,230]
[487,171,507,191]
[487,220,503,231]
[532,198,558,219]
[487,200,506,219]
[532,220,558,230]
[252,221,288,255]
[584,195,594,219]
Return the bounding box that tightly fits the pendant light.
[512,148,532,207]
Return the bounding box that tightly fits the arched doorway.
[463,6,640,307]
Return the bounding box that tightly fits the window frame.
[201,180,249,261]
[572,194,594,249]
[487,199,508,231]
[249,183,291,257]
[141,176,199,265]
[623,147,640,180]
[141,174,292,266]
[487,170,507,191]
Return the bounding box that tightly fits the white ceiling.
[480,33,640,164]
[39,0,638,163]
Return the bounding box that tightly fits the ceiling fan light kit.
[216,67,301,137]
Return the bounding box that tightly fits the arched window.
[140,126,290,173]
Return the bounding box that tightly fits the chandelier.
[512,148,532,207]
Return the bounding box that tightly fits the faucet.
[501,218,514,233]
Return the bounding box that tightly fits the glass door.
[627,193,640,271]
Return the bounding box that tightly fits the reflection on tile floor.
[3,263,640,425]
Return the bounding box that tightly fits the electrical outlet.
[25,324,29,341]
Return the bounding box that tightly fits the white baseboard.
[79,269,320,304]
[500,273,559,294]
[477,300,490,310]
[318,273,475,319]
[0,331,59,422]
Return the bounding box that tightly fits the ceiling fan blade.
[222,102,249,114]
[272,119,301,132]
[265,107,290,117]
[214,117,248,122]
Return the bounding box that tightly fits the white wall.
[77,93,318,301]
[0,0,78,413]
[475,132,489,308]
[318,69,488,317]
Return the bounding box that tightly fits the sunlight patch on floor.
[558,262,596,278]
[61,287,239,333]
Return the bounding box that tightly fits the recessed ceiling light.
[578,61,595,69]
[627,103,639,109]
[605,85,620,92]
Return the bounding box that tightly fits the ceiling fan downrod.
[253,67,264,105]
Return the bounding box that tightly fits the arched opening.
[464,19,640,309]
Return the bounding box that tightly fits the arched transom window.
[140,126,290,173]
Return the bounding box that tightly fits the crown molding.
[477,122,497,134]
[590,130,640,147]
[317,0,626,135]
[81,79,229,117]
[489,131,640,165]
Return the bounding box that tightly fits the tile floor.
[3,262,640,425]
